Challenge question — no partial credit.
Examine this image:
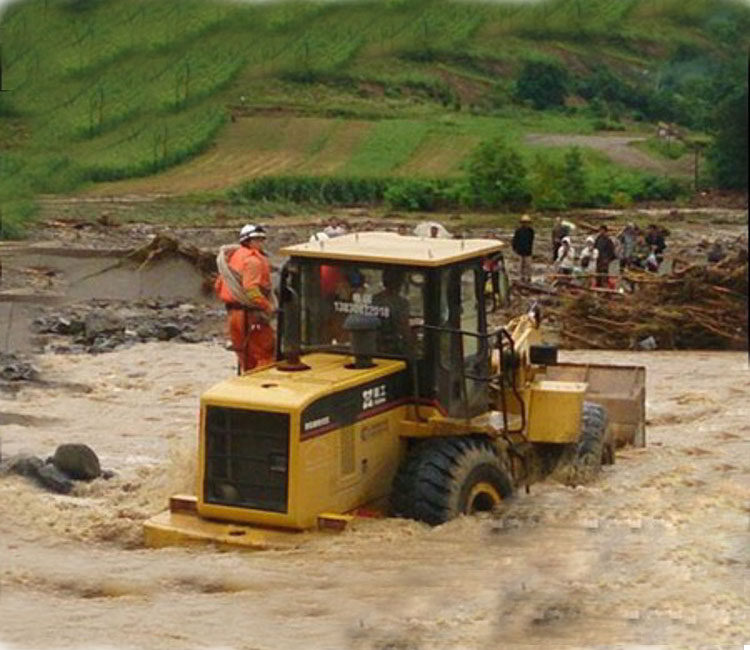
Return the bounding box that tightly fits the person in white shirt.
[578,236,599,271]
[576,236,599,287]
[554,235,576,279]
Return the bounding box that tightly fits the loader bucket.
[542,363,646,447]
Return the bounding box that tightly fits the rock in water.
[84,310,124,342]
[52,443,101,480]
[36,463,74,494]
[0,453,44,477]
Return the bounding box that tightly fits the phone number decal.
[334,301,390,318]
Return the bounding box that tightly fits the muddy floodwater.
[0,344,748,649]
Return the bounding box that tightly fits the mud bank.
[0,345,747,649]
[0,242,213,353]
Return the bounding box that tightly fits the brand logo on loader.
[304,415,331,432]
[362,384,387,410]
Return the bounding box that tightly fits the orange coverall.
[215,247,275,372]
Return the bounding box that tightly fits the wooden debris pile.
[554,251,748,350]
[126,233,218,294]
[127,233,217,275]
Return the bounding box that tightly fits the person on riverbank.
[511,214,535,283]
[646,224,667,270]
[617,222,638,270]
[577,235,599,286]
[594,224,616,288]
[551,216,570,263]
[553,235,576,284]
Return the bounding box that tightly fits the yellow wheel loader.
[144,232,645,549]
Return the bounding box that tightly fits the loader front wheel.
[390,437,512,526]
[554,402,613,485]
[577,402,613,468]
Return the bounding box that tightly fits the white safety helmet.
[586,236,595,244]
[239,224,266,243]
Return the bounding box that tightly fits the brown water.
[1,344,748,649]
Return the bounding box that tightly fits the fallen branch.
[561,329,606,348]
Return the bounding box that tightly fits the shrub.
[577,65,629,105]
[561,147,587,206]
[638,175,685,201]
[465,138,530,208]
[611,191,633,209]
[0,94,18,117]
[708,86,748,190]
[529,155,567,211]
[385,180,441,211]
[516,60,569,110]
[229,176,391,206]
[228,175,467,211]
[0,199,38,240]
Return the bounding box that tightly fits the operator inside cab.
[291,260,424,359]
[372,268,416,356]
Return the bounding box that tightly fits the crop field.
[0,0,748,229]
[83,110,637,197]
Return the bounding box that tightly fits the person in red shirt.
[215,224,275,372]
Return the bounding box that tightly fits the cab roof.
[279,231,503,267]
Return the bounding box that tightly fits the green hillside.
[1,0,748,235]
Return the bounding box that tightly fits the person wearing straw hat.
[511,214,535,283]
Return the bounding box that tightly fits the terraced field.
[83,116,694,198]
[1,0,747,227]
[83,117,376,196]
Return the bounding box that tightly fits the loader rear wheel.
[390,437,512,526]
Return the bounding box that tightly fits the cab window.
[297,261,425,358]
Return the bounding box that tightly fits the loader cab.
[278,232,502,419]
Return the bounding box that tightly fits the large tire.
[553,402,614,486]
[577,402,614,468]
[390,437,513,525]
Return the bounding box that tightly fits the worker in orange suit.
[215,224,275,372]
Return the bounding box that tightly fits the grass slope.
[1,0,748,233]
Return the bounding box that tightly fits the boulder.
[36,463,74,494]
[178,331,204,343]
[0,453,44,477]
[89,335,122,353]
[50,316,85,335]
[0,354,39,382]
[156,322,182,340]
[135,322,159,340]
[84,310,124,342]
[52,443,101,480]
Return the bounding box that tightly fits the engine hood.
[200,353,407,412]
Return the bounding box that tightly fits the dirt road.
[1,344,747,649]
[525,133,693,177]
